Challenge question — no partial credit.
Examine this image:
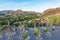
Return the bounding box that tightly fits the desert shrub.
[21,33,28,39]
[43,27,48,32]
[34,28,41,36]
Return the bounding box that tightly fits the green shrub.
[43,27,48,32]
[51,26,56,31]
[21,33,28,39]
[34,28,41,36]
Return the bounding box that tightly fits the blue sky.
[0,0,60,12]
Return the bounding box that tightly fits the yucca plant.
[0,21,4,37]
[21,21,28,32]
[31,19,37,30]
[0,26,3,37]
[8,33,11,40]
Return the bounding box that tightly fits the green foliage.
[43,27,48,32]
[46,16,60,26]
[0,26,3,30]
[51,26,56,31]
[21,33,28,39]
[34,28,41,36]
[0,13,40,27]
[0,25,5,31]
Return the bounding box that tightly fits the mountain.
[0,10,15,15]
[41,7,60,17]
[15,10,23,14]
[15,10,40,14]
[0,10,40,15]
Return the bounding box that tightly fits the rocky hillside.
[39,7,60,24]
[41,7,60,17]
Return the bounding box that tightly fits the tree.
[31,19,37,30]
